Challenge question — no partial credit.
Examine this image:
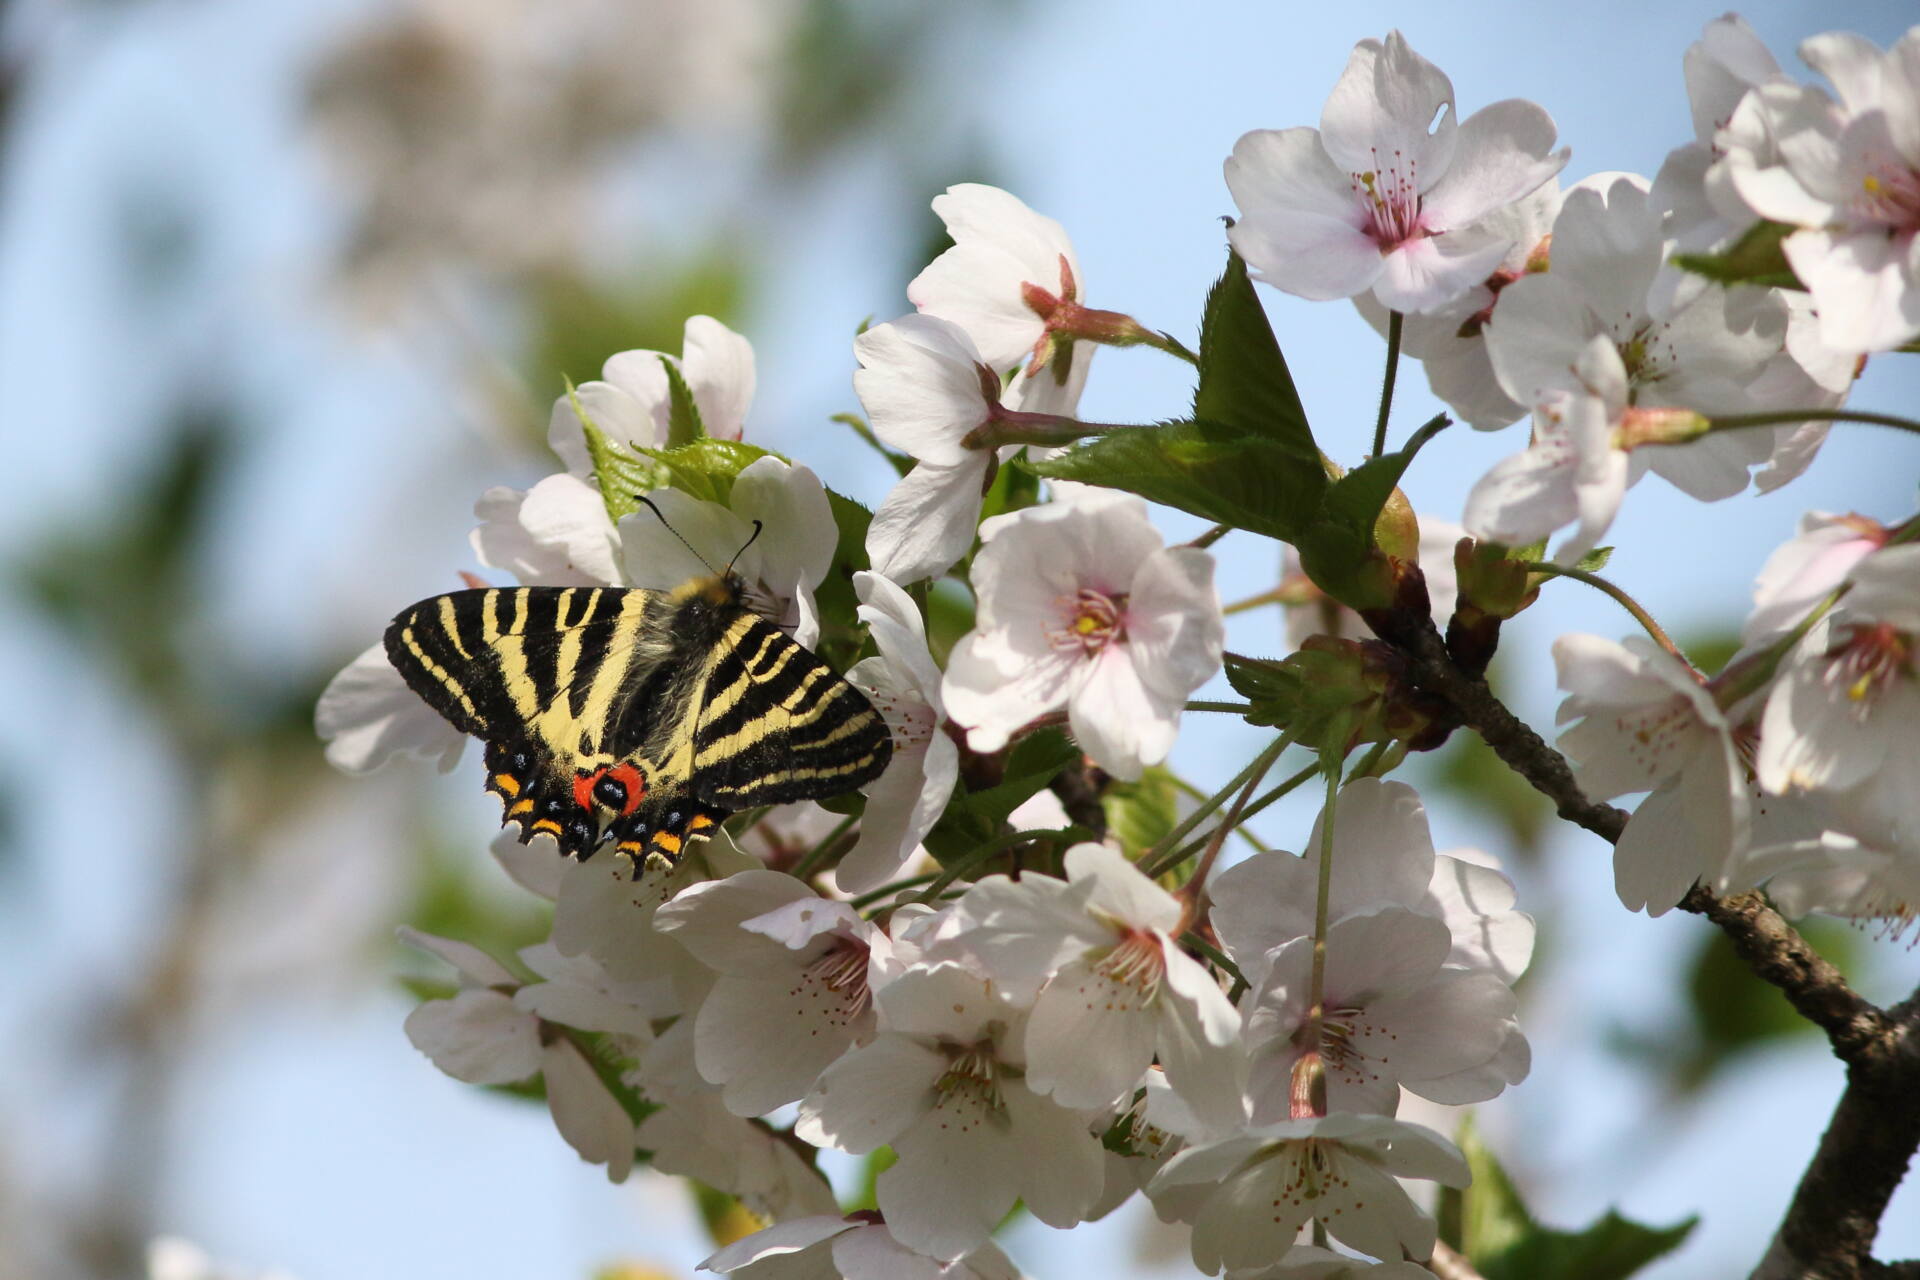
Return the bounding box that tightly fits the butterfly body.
[384,575,890,869]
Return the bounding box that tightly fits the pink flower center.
[801,938,874,1025]
[1350,151,1426,250]
[1266,1140,1349,1218]
[1826,621,1913,707]
[1048,587,1126,656]
[864,685,936,751]
[1313,1004,1390,1093]
[1855,161,1920,233]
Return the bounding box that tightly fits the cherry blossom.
[942,493,1224,780]
[1553,633,1747,913]
[839,571,958,894]
[1146,1112,1469,1273]
[635,1092,842,1225]
[1226,31,1565,314]
[701,1214,1022,1280]
[1757,544,1920,843]
[946,842,1245,1128]
[548,315,756,474]
[796,961,1105,1261]
[854,314,1004,584]
[1742,510,1888,645]
[654,870,881,1116]
[909,182,1091,383]
[1721,28,1920,352]
[315,642,465,773]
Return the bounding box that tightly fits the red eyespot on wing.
[605,763,647,816]
[572,770,599,813]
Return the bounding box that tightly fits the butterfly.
[384,569,892,871]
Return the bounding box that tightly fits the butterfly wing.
[687,611,894,810]
[385,585,667,857]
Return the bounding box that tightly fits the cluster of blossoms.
[317,16,1920,1278]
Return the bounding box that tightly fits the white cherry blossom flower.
[855,313,1005,584]
[1757,544,1920,842]
[1354,182,1560,430]
[942,493,1224,781]
[1482,176,1813,507]
[1226,31,1565,314]
[701,1214,1022,1280]
[1722,29,1920,352]
[636,1092,842,1224]
[839,571,959,894]
[1147,1112,1469,1273]
[1211,779,1534,993]
[471,473,623,587]
[618,456,838,646]
[1743,511,1888,645]
[654,870,882,1116]
[1734,826,1920,930]
[909,182,1090,382]
[1553,633,1747,914]
[947,842,1245,1129]
[796,961,1105,1262]
[1243,908,1520,1120]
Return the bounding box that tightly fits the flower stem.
[1139,737,1290,879]
[910,826,1079,905]
[790,813,858,881]
[849,872,940,911]
[1703,408,1920,439]
[1529,562,1689,666]
[961,410,1130,451]
[1371,310,1403,459]
[1185,699,1255,715]
[1303,757,1342,1068]
[1175,748,1280,932]
[1143,329,1202,366]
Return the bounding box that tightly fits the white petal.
[797,1034,945,1153]
[315,644,465,774]
[403,989,541,1085]
[1025,957,1160,1109]
[398,926,517,987]
[865,457,990,586]
[700,1216,852,1274]
[681,315,756,440]
[1068,646,1181,781]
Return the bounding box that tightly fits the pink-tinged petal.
[942,629,1076,754]
[1125,546,1225,704]
[700,1217,853,1274]
[316,644,465,774]
[542,1038,637,1181]
[1642,431,1765,502]
[1373,231,1512,314]
[1462,431,1578,548]
[1068,645,1181,781]
[696,972,870,1117]
[853,315,993,465]
[1229,212,1387,303]
[1484,274,1600,407]
[1225,127,1363,224]
[1787,227,1920,353]
[864,457,990,586]
[681,316,755,440]
[1319,33,1458,181]
[1419,98,1565,230]
[1026,956,1160,1109]
[1065,843,1181,931]
[400,926,517,987]
[797,1034,945,1154]
[1156,945,1249,1134]
[655,871,821,974]
[910,184,1078,372]
[404,990,541,1085]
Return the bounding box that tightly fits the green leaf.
[964,729,1080,829]
[580,419,672,525]
[636,437,775,505]
[1193,248,1315,457]
[1671,219,1802,290]
[1102,765,1182,855]
[1223,653,1304,726]
[1028,420,1326,541]
[661,356,707,446]
[1442,1118,1696,1280]
[1572,546,1614,573]
[1295,413,1449,603]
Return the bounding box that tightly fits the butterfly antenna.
[724,519,765,579]
[634,494,720,574]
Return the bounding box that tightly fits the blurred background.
[1,0,1917,1276]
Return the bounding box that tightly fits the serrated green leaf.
[636,437,775,505]
[1573,546,1614,573]
[1671,219,1802,290]
[1029,420,1326,541]
[581,420,673,525]
[1443,1118,1697,1280]
[660,355,707,446]
[1223,653,1303,723]
[1194,249,1315,456]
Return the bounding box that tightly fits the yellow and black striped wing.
[689,611,892,809]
